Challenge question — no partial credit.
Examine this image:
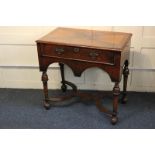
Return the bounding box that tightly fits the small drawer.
[42,44,80,55]
[42,44,66,56]
[78,48,115,65]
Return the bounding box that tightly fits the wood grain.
[36,27,132,51]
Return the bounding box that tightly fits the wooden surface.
[37,27,132,51]
[37,28,132,81]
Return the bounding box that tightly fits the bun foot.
[122,96,127,104]
[43,101,51,110]
[61,84,67,92]
[111,115,118,125]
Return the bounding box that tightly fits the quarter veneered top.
[36,27,132,51]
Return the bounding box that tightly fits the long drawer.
[41,44,115,65]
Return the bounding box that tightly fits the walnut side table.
[36,27,132,124]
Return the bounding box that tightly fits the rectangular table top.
[37,27,132,52]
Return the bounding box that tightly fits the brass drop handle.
[89,51,99,59]
[55,47,64,54]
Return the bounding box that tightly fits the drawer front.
[42,44,115,65]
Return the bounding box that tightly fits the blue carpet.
[0,89,155,129]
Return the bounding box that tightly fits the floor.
[0,89,155,129]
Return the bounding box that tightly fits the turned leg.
[111,82,120,125]
[59,63,67,92]
[42,71,50,110]
[122,60,129,104]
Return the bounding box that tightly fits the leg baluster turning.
[122,60,129,104]
[111,82,120,125]
[42,71,50,110]
[59,63,67,92]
